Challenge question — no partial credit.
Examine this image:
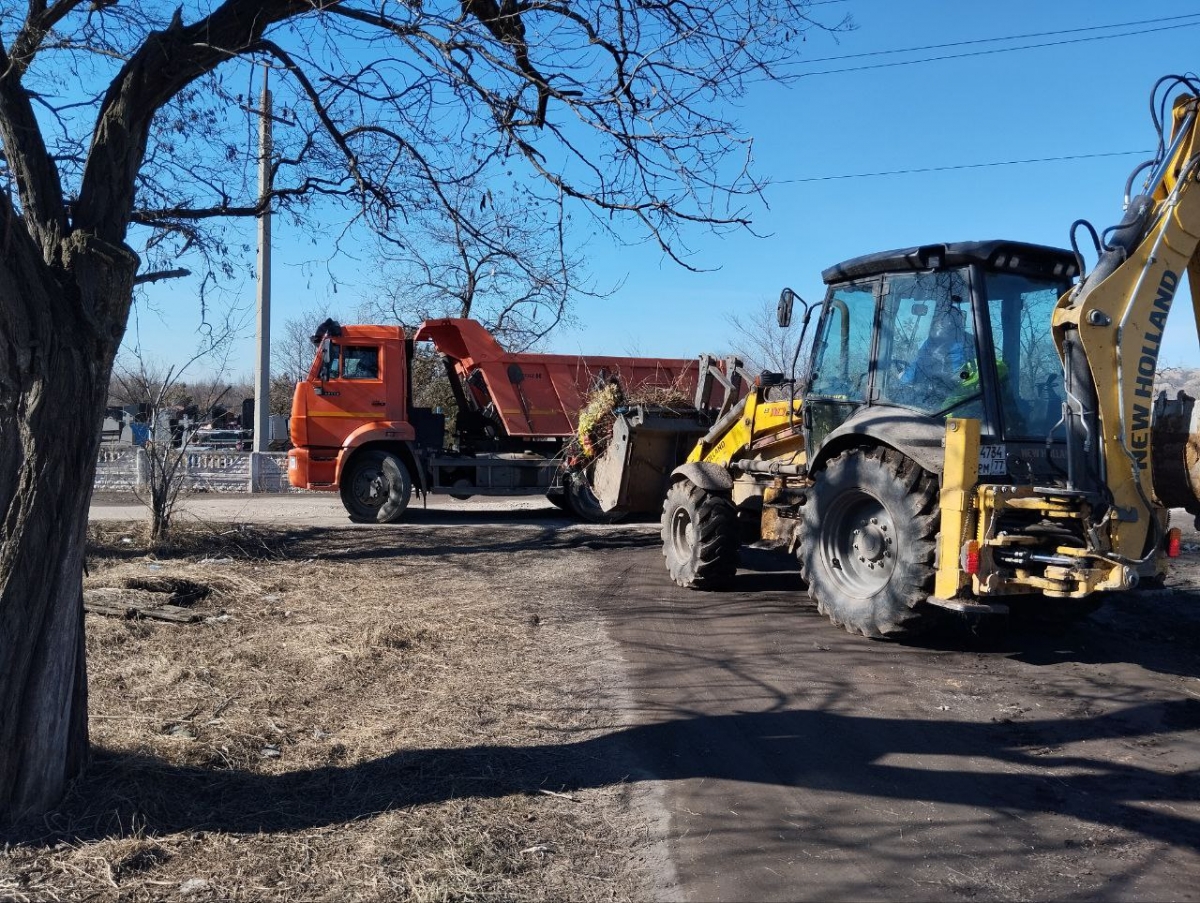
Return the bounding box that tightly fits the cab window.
[984,274,1067,439]
[809,284,876,401]
[876,269,982,418]
[338,345,380,380]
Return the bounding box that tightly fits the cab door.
[803,280,880,452]
[304,341,388,449]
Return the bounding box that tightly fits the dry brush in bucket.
[574,371,695,461]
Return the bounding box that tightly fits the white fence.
[94,448,294,493]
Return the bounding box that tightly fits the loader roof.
[821,239,1078,285]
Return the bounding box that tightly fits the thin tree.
[108,318,242,541]
[0,1,849,818]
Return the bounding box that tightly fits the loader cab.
[804,240,1078,479]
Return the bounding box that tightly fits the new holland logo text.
[1131,269,1179,468]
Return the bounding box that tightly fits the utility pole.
[253,63,273,456]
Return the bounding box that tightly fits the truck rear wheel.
[799,447,938,638]
[564,470,625,524]
[661,480,740,590]
[340,450,412,524]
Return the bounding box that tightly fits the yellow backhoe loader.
[594,74,1200,637]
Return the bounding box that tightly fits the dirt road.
[86,494,1200,901]
[596,544,1200,901]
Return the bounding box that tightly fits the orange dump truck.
[287,318,728,523]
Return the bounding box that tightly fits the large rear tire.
[799,447,938,638]
[661,480,740,590]
[340,450,412,524]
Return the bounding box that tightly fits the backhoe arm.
[1053,79,1200,561]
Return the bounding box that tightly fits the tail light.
[963,540,981,575]
[1167,527,1182,558]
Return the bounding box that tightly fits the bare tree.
[109,362,235,543]
[108,310,243,541]
[362,184,604,349]
[273,306,342,383]
[0,0,849,817]
[725,296,810,377]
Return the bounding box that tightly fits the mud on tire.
[799,447,938,638]
[661,479,740,590]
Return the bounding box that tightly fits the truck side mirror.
[778,288,796,329]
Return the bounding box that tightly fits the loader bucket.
[591,407,711,514]
[1151,390,1200,518]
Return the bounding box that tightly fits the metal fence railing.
[94,448,295,494]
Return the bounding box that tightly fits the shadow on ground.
[11,698,1199,853]
[88,518,661,563]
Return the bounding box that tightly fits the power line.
[785,20,1200,77]
[796,13,1200,65]
[777,150,1155,184]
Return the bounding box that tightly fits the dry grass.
[2,521,656,901]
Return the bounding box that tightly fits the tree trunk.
[0,232,135,820]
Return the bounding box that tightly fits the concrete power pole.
[253,64,273,457]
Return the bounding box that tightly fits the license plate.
[978,444,1007,476]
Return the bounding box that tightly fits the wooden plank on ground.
[84,587,203,623]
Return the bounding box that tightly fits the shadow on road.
[12,698,1200,853]
[88,519,661,563]
[641,542,1200,686]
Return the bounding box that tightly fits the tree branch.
[132,267,190,286]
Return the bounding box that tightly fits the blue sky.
[134,0,1200,375]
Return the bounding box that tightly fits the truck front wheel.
[340,450,412,524]
[799,447,938,638]
[661,480,740,590]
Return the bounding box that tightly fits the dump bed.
[415,318,719,439]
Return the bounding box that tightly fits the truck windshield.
[983,273,1069,440]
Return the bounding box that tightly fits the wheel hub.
[671,508,695,558]
[855,519,891,564]
[823,494,897,595]
[355,469,385,508]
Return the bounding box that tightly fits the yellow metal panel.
[934,417,980,599]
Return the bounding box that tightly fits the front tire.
[661,480,740,589]
[340,450,412,524]
[799,447,938,638]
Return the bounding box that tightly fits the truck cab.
[288,325,428,494]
